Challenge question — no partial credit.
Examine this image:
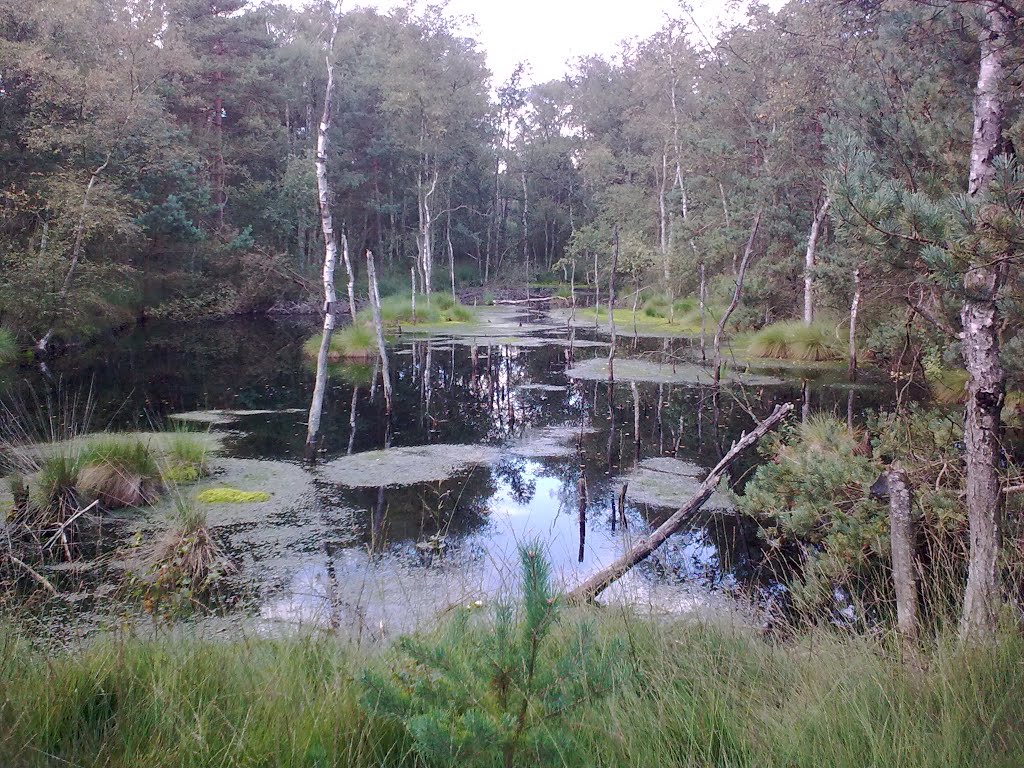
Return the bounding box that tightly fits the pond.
[2,308,894,642]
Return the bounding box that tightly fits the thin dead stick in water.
[567,401,793,603]
[43,500,99,550]
[8,553,59,596]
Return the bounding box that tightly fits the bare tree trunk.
[849,267,862,382]
[341,232,356,321]
[367,250,393,414]
[522,170,530,300]
[305,14,341,456]
[607,227,619,381]
[567,402,793,602]
[803,194,832,325]
[447,213,456,300]
[713,209,762,386]
[699,261,707,362]
[960,1,1009,641]
[417,156,438,298]
[659,150,670,285]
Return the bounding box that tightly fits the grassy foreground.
[1,614,1022,768]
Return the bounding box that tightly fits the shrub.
[748,321,844,362]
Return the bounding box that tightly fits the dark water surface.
[4,310,894,639]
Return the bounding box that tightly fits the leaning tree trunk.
[568,402,793,602]
[305,14,341,456]
[960,1,1009,641]
[713,208,763,385]
[803,194,832,325]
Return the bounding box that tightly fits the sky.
[352,1,766,86]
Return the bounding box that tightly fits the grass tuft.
[748,320,844,362]
[77,435,161,508]
[304,324,376,362]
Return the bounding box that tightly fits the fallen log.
[566,401,794,603]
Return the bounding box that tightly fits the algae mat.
[320,444,500,487]
[618,456,735,511]
[566,357,783,386]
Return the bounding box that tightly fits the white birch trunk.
[367,250,393,414]
[803,194,831,325]
[305,13,341,454]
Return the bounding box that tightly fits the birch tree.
[305,4,342,455]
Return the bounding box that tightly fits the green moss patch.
[197,487,271,504]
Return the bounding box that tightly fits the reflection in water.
[9,311,895,637]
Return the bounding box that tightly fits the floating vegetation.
[197,487,271,504]
[509,425,592,458]
[169,409,302,425]
[619,457,735,511]
[746,321,844,362]
[566,357,783,386]
[320,444,499,487]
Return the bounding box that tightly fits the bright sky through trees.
[355,0,772,84]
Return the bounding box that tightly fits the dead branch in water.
[567,401,793,603]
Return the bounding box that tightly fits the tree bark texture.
[960,1,1009,641]
[887,468,919,644]
[849,267,861,382]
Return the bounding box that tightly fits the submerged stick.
[567,401,793,603]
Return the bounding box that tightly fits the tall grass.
[747,320,844,362]
[1,613,1021,767]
